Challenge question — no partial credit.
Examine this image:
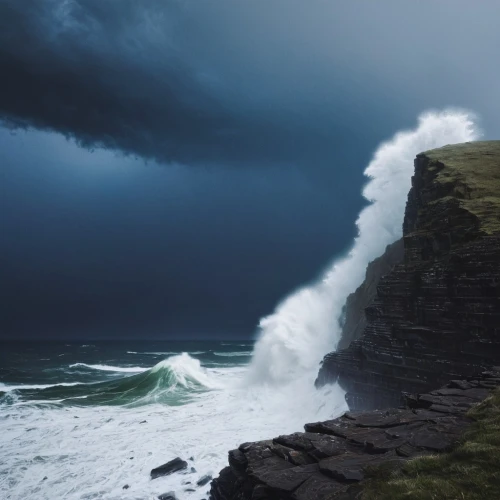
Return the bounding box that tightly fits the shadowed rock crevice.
[337,239,404,351]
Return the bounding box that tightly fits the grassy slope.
[421,141,500,235]
[362,390,500,500]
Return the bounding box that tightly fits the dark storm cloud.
[0,0,239,164]
[0,0,365,169]
[2,0,500,340]
[4,0,500,171]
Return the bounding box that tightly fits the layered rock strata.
[210,370,500,500]
[337,239,404,351]
[318,141,500,410]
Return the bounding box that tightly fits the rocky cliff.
[337,239,404,351]
[210,370,500,500]
[210,141,500,500]
[317,141,500,410]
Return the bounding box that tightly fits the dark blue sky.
[1,0,500,339]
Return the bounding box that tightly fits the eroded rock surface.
[318,142,500,409]
[337,239,404,351]
[210,371,500,500]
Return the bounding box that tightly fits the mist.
[248,110,479,384]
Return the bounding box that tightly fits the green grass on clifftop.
[421,141,500,235]
[362,389,500,500]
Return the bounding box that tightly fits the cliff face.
[337,239,404,351]
[210,141,500,500]
[317,141,500,410]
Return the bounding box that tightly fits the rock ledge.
[210,370,500,500]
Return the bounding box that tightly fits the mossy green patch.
[362,389,500,500]
[421,141,500,235]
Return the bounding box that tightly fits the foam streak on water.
[69,363,148,373]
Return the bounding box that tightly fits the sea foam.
[0,110,480,500]
[247,109,479,386]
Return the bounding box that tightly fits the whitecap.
[0,382,83,392]
[213,351,252,357]
[69,363,147,373]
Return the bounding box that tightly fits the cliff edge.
[210,141,500,500]
[210,370,500,500]
[317,141,500,410]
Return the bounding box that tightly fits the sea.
[0,340,346,500]
[0,110,478,500]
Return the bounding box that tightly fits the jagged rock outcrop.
[210,370,500,500]
[317,141,500,410]
[337,239,404,351]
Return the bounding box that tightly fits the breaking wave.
[1,354,221,407]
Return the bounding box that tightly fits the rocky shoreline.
[210,369,500,500]
[317,142,500,410]
[210,141,500,500]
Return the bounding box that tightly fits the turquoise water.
[0,340,253,406]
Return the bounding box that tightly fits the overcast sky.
[1,0,500,339]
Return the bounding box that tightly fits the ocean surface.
[0,340,345,500]
[0,111,477,500]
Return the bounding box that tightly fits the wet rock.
[292,473,348,500]
[274,432,318,451]
[336,239,404,351]
[253,464,319,495]
[228,449,247,471]
[209,146,500,500]
[122,484,129,490]
[151,457,188,479]
[307,435,349,461]
[210,466,241,500]
[196,474,212,486]
[158,492,177,500]
[210,372,500,500]
[319,452,394,482]
[317,144,500,410]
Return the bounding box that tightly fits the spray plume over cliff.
[248,110,479,386]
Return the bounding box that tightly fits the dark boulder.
[210,371,500,500]
[196,474,212,486]
[158,492,177,500]
[151,457,188,479]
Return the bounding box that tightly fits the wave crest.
[2,353,219,407]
